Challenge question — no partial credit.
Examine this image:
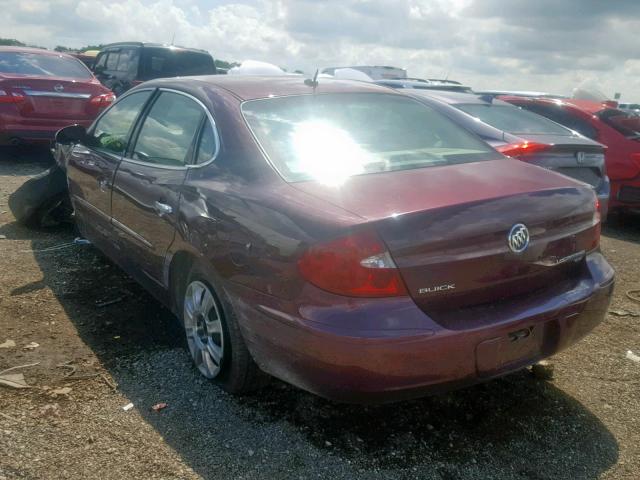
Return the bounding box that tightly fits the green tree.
[0,38,26,47]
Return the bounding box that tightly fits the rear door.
[66,89,153,243]
[110,89,210,288]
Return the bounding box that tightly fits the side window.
[95,52,107,70]
[105,51,120,71]
[115,48,139,75]
[131,92,204,166]
[91,91,152,155]
[195,118,217,164]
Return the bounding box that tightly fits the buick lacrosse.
[56,76,614,402]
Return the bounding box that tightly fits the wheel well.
[168,250,196,314]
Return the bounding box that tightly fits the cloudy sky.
[3,0,640,101]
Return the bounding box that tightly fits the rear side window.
[132,92,204,166]
[0,52,92,79]
[242,93,501,183]
[598,109,640,139]
[457,104,572,135]
[91,91,152,154]
[105,52,119,71]
[95,52,108,70]
[195,119,217,164]
[518,103,599,139]
[140,48,215,80]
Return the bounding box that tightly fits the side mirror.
[55,125,88,145]
[94,65,105,75]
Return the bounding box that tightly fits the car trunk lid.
[500,133,606,189]
[292,159,599,317]
[0,75,106,120]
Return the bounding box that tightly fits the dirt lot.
[0,146,638,480]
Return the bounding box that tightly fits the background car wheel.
[180,265,270,394]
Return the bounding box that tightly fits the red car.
[55,77,613,403]
[0,47,114,145]
[502,96,640,214]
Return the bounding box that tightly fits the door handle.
[154,201,173,216]
[98,178,108,191]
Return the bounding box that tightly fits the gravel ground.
[0,146,639,480]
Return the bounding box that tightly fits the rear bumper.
[231,252,614,403]
[0,117,94,144]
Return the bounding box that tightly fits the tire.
[178,263,269,394]
[32,192,73,228]
[8,166,72,228]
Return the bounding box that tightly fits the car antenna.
[304,69,319,90]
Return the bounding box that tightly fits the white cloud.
[0,0,639,102]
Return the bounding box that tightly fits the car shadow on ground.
[603,212,640,245]
[0,216,619,480]
[0,145,53,174]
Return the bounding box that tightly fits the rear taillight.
[298,230,408,297]
[89,93,116,108]
[0,89,25,104]
[631,152,640,169]
[591,194,601,250]
[496,141,551,158]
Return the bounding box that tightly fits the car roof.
[475,90,567,99]
[404,89,514,107]
[0,46,77,59]
[100,42,210,54]
[143,75,399,101]
[502,96,608,114]
[376,78,470,87]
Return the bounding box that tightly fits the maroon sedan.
[56,76,614,403]
[0,47,114,145]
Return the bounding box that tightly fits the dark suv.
[93,42,216,95]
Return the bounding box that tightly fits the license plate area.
[476,323,545,376]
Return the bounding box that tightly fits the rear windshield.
[140,48,215,80]
[598,109,640,139]
[0,52,92,79]
[457,104,572,136]
[242,93,501,184]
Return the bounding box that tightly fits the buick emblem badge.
[54,84,64,92]
[508,223,530,253]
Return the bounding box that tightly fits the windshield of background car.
[598,109,640,139]
[457,103,572,136]
[242,93,501,184]
[0,52,92,79]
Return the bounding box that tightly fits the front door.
[110,90,206,288]
[66,89,153,244]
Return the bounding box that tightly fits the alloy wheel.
[183,280,225,378]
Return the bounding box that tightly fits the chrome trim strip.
[111,218,153,248]
[72,195,110,221]
[23,91,91,99]
[534,250,586,267]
